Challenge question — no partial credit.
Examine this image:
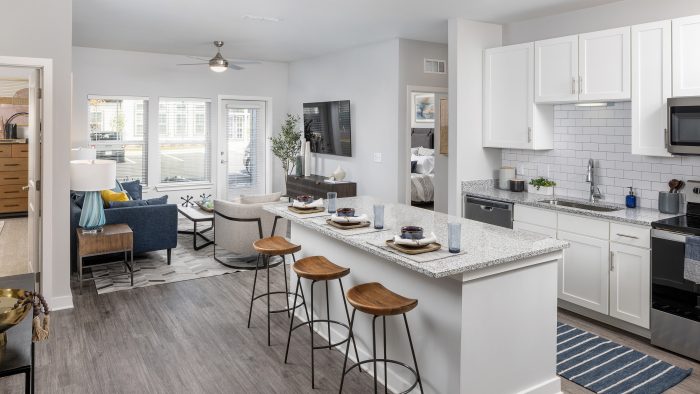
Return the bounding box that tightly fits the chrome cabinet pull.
[528,127,532,143]
[610,251,614,271]
[616,233,639,239]
[572,77,576,94]
[664,128,669,149]
[579,76,583,94]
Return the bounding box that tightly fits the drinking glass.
[448,222,461,253]
[373,204,385,229]
[327,192,337,213]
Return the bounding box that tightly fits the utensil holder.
[658,192,680,214]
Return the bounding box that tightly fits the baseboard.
[50,294,74,311]
[516,376,561,394]
[558,300,650,339]
[292,305,418,393]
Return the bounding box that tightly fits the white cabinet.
[557,230,610,315]
[579,27,631,101]
[631,21,672,157]
[513,221,557,237]
[483,43,553,150]
[609,242,650,328]
[673,15,700,96]
[535,35,579,103]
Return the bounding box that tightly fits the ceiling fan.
[177,41,258,72]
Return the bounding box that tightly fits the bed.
[410,140,435,203]
[411,173,434,203]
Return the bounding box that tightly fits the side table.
[76,224,134,294]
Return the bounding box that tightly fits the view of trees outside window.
[88,97,148,183]
[159,99,210,183]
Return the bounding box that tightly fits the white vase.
[332,165,346,181]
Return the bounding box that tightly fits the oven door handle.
[652,229,688,243]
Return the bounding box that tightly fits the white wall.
[288,39,401,201]
[72,47,289,201]
[448,19,503,216]
[503,0,700,45]
[0,0,72,309]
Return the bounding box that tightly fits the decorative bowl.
[400,226,424,240]
[296,195,314,203]
[0,289,32,347]
[336,208,355,217]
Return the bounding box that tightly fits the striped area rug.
[557,323,692,394]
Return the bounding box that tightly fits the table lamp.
[70,159,116,232]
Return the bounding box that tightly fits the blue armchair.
[70,194,178,272]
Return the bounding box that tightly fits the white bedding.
[411,173,434,203]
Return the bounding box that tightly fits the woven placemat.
[385,240,441,255]
[325,219,371,229]
[288,206,325,214]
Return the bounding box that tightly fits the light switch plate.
[373,153,382,163]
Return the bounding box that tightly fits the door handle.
[664,128,670,149]
[572,77,576,94]
[610,251,614,271]
[220,159,227,164]
[615,233,639,239]
[579,76,583,94]
[479,205,494,212]
[528,127,532,143]
[22,185,30,191]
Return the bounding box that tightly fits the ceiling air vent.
[424,58,446,74]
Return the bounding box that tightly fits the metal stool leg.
[283,255,290,317]
[326,280,331,349]
[403,313,424,394]
[338,309,356,394]
[247,254,261,328]
[267,254,271,346]
[310,280,317,389]
[383,316,388,394]
[284,277,302,363]
[373,316,379,394]
[339,279,360,365]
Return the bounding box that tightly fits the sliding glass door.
[220,100,267,198]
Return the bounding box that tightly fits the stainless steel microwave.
[667,96,700,155]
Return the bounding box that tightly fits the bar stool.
[284,256,360,389]
[249,236,303,346]
[339,282,423,394]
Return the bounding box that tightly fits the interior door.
[535,35,579,103]
[27,68,41,277]
[219,100,267,199]
[432,94,448,213]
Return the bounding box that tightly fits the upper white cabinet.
[673,15,700,96]
[535,35,579,103]
[631,20,672,157]
[579,27,631,101]
[483,43,553,149]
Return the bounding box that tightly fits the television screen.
[302,100,352,157]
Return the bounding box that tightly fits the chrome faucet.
[586,159,603,203]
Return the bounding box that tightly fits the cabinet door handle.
[528,127,532,143]
[572,77,576,94]
[479,205,494,212]
[664,128,669,149]
[616,233,639,239]
[579,76,583,94]
[610,251,614,271]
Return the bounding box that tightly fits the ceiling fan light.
[209,53,228,73]
[210,65,228,73]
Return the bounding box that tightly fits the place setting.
[370,218,468,263]
[286,194,331,218]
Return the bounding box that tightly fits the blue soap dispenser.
[626,187,637,208]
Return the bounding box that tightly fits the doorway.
[0,66,42,279]
[218,98,269,199]
[405,86,448,213]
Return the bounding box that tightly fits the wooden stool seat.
[292,256,350,281]
[346,282,417,316]
[253,236,301,256]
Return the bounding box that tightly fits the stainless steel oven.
[667,96,700,155]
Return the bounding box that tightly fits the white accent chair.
[213,192,288,269]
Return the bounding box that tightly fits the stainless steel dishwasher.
[464,195,514,229]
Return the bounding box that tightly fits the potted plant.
[270,114,302,194]
[528,177,557,196]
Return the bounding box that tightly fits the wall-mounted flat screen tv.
[303,100,352,157]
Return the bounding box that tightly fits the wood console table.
[285,175,356,200]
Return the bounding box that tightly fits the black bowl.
[296,195,314,203]
[336,208,355,217]
[400,226,424,240]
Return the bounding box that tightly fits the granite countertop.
[264,196,568,279]
[462,180,677,226]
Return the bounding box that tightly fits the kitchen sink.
[537,199,623,212]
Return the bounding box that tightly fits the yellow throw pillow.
[101,190,129,208]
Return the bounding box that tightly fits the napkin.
[331,214,369,224]
[392,232,437,246]
[292,198,324,209]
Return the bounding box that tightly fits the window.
[88,97,149,184]
[159,99,211,184]
[227,110,249,140]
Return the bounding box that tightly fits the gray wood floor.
[0,268,697,393]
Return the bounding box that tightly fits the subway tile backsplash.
[501,102,697,209]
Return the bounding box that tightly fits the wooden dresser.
[0,143,28,214]
[285,174,357,200]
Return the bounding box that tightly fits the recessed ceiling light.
[574,102,612,107]
[242,15,282,23]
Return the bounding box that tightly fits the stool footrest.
[342,359,420,394]
[251,291,304,314]
[290,318,351,349]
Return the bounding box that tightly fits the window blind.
[88,97,148,184]
[225,100,266,196]
[158,98,211,184]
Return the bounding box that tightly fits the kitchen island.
[265,196,568,394]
